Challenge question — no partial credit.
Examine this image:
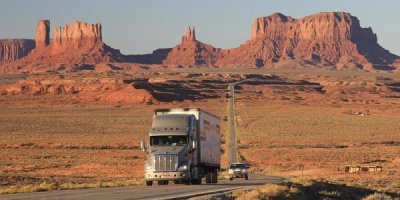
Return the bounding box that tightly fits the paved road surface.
[1,174,284,200]
[227,83,238,165]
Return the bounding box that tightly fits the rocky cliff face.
[0,39,35,64]
[35,20,50,48]
[162,26,221,66]
[53,21,102,50]
[216,12,399,70]
[2,20,124,72]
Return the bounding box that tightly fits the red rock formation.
[182,26,196,43]
[2,20,125,72]
[217,12,399,70]
[159,12,399,70]
[0,39,35,64]
[0,76,155,104]
[2,12,399,72]
[162,26,221,66]
[53,21,102,51]
[35,20,50,48]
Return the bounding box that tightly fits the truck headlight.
[228,169,234,174]
[178,165,188,171]
[242,169,247,173]
[145,163,153,172]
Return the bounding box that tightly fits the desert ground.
[0,67,399,195]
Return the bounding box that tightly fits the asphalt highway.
[227,83,238,165]
[1,174,284,200]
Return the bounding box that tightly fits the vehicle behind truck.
[140,108,220,186]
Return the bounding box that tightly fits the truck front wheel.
[190,167,202,185]
[145,181,153,186]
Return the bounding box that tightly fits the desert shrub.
[259,184,290,198]
[236,189,261,200]
[234,184,290,200]
[362,193,393,200]
[0,186,19,195]
[291,176,314,187]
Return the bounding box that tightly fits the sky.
[1,0,399,55]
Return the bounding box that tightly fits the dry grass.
[0,101,227,194]
[235,102,400,193]
[0,179,142,195]
[233,184,291,200]
[232,177,398,200]
[1,68,399,195]
[362,193,394,200]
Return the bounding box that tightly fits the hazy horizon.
[1,0,399,55]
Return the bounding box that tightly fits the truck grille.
[154,154,178,172]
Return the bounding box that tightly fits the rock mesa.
[0,39,35,64]
[218,12,400,70]
[2,20,124,72]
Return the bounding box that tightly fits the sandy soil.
[0,68,399,193]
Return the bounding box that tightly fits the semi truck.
[140,108,221,186]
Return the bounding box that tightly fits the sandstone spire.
[182,26,196,43]
[35,20,50,48]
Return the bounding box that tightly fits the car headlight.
[178,165,188,171]
[242,169,247,173]
[228,169,234,174]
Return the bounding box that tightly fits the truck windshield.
[150,136,188,146]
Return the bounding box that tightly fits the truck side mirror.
[140,140,146,152]
[192,140,196,150]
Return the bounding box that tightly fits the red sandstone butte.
[162,12,399,70]
[215,12,399,70]
[0,40,35,64]
[2,20,124,73]
[1,12,399,72]
[162,26,221,66]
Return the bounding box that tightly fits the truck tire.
[145,181,153,186]
[191,178,201,185]
[211,170,218,183]
[190,167,202,185]
[205,172,211,184]
[245,175,248,180]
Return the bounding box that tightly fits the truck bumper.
[145,171,189,181]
